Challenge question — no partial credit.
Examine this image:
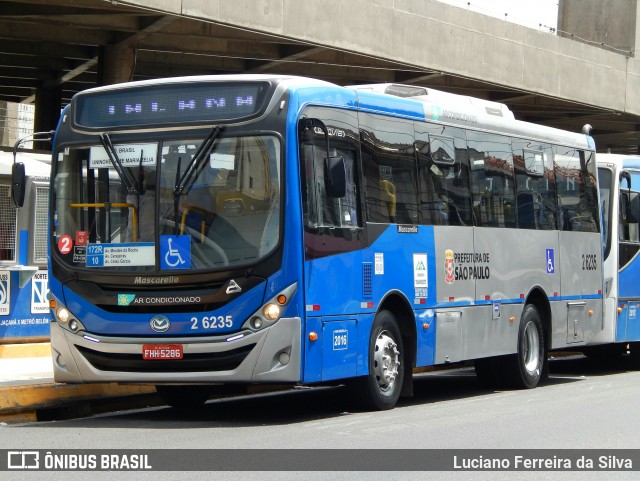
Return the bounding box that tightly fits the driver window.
[299,109,361,231]
[301,144,358,229]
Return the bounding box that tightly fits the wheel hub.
[522,320,540,374]
[374,330,401,392]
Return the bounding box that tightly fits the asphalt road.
[2,355,639,481]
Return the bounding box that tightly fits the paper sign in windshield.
[89,143,158,168]
[210,153,235,170]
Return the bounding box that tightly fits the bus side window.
[554,148,599,233]
[618,189,640,267]
[359,113,418,225]
[467,132,516,228]
[512,142,557,230]
[619,192,640,241]
[415,125,472,226]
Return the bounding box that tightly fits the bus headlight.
[242,282,297,332]
[263,303,281,321]
[55,306,86,333]
[57,308,71,324]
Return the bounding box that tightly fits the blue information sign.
[160,235,191,270]
[546,248,555,274]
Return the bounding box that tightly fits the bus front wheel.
[349,310,404,410]
[504,304,545,389]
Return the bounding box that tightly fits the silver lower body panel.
[50,317,301,384]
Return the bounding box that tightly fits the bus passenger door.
[555,148,603,346]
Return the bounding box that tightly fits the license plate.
[142,344,183,360]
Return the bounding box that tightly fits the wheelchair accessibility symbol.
[546,248,555,274]
[160,235,191,270]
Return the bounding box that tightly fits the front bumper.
[50,317,301,384]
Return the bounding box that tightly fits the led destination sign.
[74,81,270,129]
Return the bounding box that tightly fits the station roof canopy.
[1,0,639,154]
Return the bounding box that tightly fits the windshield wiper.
[174,126,222,196]
[172,126,223,234]
[99,133,139,196]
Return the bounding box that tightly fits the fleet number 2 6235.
[190,315,233,330]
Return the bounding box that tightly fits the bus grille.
[76,344,255,373]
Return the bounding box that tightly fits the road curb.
[0,343,52,359]
[0,382,158,423]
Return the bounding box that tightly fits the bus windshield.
[52,134,281,272]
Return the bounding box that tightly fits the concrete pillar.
[0,100,7,146]
[558,0,637,55]
[98,45,137,85]
[33,86,62,150]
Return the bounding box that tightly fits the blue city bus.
[42,76,603,409]
[591,154,640,362]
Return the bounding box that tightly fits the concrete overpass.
[2,0,640,153]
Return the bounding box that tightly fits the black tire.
[503,304,545,389]
[155,385,211,409]
[349,310,404,410]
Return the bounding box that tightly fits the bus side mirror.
[325,155,346,198]
[11,162,26,208]
[627,192,640,224]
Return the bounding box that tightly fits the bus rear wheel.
[503,304,545,389]
[349,310,404,410]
